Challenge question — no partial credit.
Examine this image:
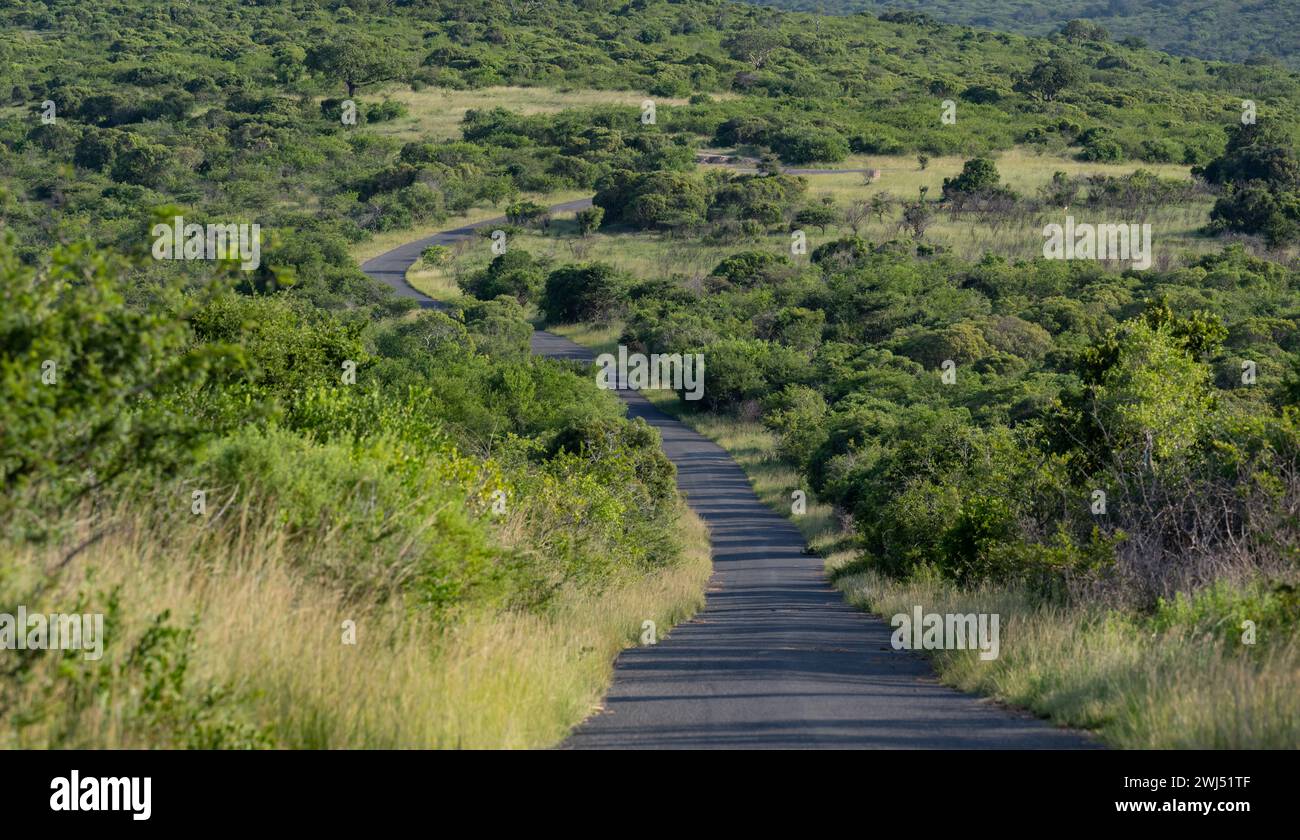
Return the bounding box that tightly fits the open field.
[359,85,700,143]
[419,148,1227,287]
[705,147,1197,192]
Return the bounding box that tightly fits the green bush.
[541,262,628,324]
[460,250,547,304]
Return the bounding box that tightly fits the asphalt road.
[361,201,1096,750]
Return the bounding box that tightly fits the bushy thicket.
[5,0,1300,273]
[614,239,1300,605]
[1,238,681,615]
[749,2,1300,70]
[0,232,688,744]
[1199,120,1300,246]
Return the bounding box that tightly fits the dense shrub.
[460,250,548,304]
[541,261,628,324]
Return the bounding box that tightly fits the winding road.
[361,201,1095,750]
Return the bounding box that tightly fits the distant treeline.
[746,1,1300,70]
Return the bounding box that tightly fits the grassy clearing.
[0,500,711,749]
[406,261,462,302]
[348,188,590,265]
[551,324,1300,748]
[540,321,621,355]
[804,148,1194,193]
[432,149,1223,281]
[361,85,697,143]
[792,150,1215,261]
[369,147,1227,288]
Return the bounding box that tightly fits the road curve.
[361,201,1096,750]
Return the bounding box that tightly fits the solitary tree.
[869,193,893,225]
[576,206,604,236]
[795,205,837,234]
[721,30,786,70]
[942,157,1003,200]
[1014,56,1083,102]
[843,200,870,235]
[306,38,404,98]
[900,198,935,238]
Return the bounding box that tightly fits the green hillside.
[747,1,1300,70]
[2,0,1298,748]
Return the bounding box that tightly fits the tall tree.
[306,37,404,98]
[1014,56,1084,102]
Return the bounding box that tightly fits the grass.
[841,569,1299,749]
[801,148,1197,196]
[406,261,462,301]
[797,150,1217,262]
[349,81,744,267]
[365,143,1239,295]
[427,147,1231,285]
[360,85,699,143]
[347,188,590,265]
[345,121,1299,747]
[550,323,1300,748]
[541,321,621,355]
[0,499,712,749]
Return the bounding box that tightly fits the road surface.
[360,201,1096,750]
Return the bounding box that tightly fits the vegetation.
[748,2,1300,70]
[7,2,1300,271]
[552,387,1297,748]
[0,234,713,747]
[536,228,1300,744]
[3,0,1299,747]
[1200,120,1300,246]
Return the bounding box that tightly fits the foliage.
[747,1,1300,69]
[615,239,1300,598]
[1200,121,1300,246]
[541,261,629,324]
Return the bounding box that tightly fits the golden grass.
[427,508,711,748]
[827,148,1192,193]
[0,501,711,749]
[406,261,463,302]
[356,127,1237,286]
[840,568,1300,749]
[348,188,590,264]
[784,149,1216,261]
[359,85,698,143]
[422,147,1229,281]
[538,321,622,356]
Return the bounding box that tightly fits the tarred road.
[361,202,1096,750]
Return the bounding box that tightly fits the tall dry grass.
[0,500,711,749]
[839,567,1299,749]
